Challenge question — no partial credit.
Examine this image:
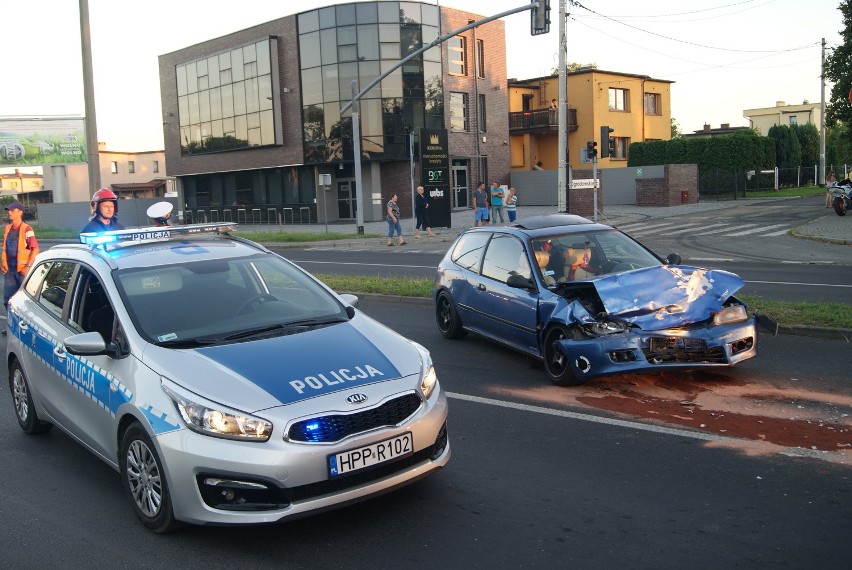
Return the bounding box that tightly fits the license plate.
[328,432,413,477]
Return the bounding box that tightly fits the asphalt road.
[1,298,850,568]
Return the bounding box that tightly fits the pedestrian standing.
[506,187,518,222]
[2,202,39,310]
[386,193,406,246]
[414,186,434,238]
[490,181,505,224]
[82,188,125,233]
[825,171,837,208]
[471,182,489,227]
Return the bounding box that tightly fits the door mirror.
[507,274,535,290]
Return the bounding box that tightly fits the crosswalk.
[619,217,794,239]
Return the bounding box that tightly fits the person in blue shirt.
[81,188,125,234]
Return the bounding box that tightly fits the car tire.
[120,423,183,534]
[9,360,53,435]
[436,291,466,339]
[542,325,584,386]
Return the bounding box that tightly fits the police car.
[6,223,449,532]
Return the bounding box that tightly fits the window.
[789,116,797,125]
[110,161,118,174]
[644,93,661,115]
[450,92,468,132]
[128,161,135,174]
[477,94,486,133]
[608,88,628,111]
[34,261,76,319]
[475,39,485,79]
[450,232,490,272]
[448,36,466,76]
[153,160,160,173]
[482,235,529,284]
[613,137,629,160]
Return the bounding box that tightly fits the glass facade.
[176,38,278,156]
[299,1,443,163]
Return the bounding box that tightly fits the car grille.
[642,336,727,364]
[287,393,423,443]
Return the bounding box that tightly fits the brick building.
[158,1,509,225]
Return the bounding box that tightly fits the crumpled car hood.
[583,265,744,330]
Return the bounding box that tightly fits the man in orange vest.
[2,201,40,310]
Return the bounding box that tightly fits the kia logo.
[346,393,368,404]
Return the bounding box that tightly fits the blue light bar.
[80,222,237,247]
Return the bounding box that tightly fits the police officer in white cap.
[146,202,175,227]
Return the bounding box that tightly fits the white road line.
[624,223,682,234]
[694,223,757,236]
[747,280,852,288]
[618,222,680,232]
[723,223,790,237]
[447,392,733,442]
[762,228,792,236]
[660,222,731,236]
[291,259,436,269]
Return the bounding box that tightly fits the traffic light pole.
[592,155,598,222]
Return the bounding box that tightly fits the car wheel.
[436,291,466,339]
[833,196,846,216]
[542,325,584,386]
[9,360,52,434]
[120,424,183,533]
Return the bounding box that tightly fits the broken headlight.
[712,304,748,325]
[582,319,628,337]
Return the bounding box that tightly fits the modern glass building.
[158,2,509,225]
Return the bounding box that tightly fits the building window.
[789,116,797,125]
[644,93,661,115]
[128,161,135,174]
[477,94,486,133]
[110,161,118,174]
[448,36,466,76]
[475,39,485,79]
[613,137,629,160]
[153,160,160,173]
[450,92,468,132]
[176,38,278,156]
[609,88,628,111]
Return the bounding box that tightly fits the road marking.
[694,223,757,236]
[747,280,852,288]
[723,223,790,236]
[291,259,436,269]
[623,222,682,234]
[659,222,731,236]
[447,392,734,442]
[762,228,792,236]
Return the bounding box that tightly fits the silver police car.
[7,223,449,532]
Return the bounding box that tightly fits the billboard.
[0,117,87,167]
[418,127,451,228]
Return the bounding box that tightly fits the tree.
[550,62,597,75]
[826,1,852,128]
[670,118,682,139]
[791,124,819,169]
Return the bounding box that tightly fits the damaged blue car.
[433,214,763,386]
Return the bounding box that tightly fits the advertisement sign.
[0,117,87,167]
[418,127,451,228]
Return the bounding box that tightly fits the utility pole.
[819,37,826,185]
[351,81,364,234]
[557,0,568,212]
[79,0,100,193]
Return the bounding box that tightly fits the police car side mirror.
[64,332,109,356]
[339,293,358,319]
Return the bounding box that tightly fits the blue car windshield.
[531,229,662,284]
[114,254,347,344]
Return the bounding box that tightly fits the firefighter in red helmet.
[81,188,125,234]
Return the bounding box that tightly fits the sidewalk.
[236,196,852,249]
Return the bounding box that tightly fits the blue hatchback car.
[433,214,762,386]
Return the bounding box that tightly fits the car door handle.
[53,346,67,362]
[17,321,28,333]
[477,283,486,291]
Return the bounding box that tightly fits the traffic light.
[600,125,615,158]
[586,140,597,160]
[531,0,550,36]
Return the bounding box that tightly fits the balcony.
[509,108,578,134]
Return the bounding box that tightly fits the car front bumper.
[557,318,759,381]
[153,389,450,526]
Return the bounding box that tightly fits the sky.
[1,0,841,156]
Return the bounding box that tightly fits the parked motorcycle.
[829,179,852,216]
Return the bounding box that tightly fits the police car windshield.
[115,254,348,345]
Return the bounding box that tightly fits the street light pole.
[351,81,365,235]
[79,0,100,193]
